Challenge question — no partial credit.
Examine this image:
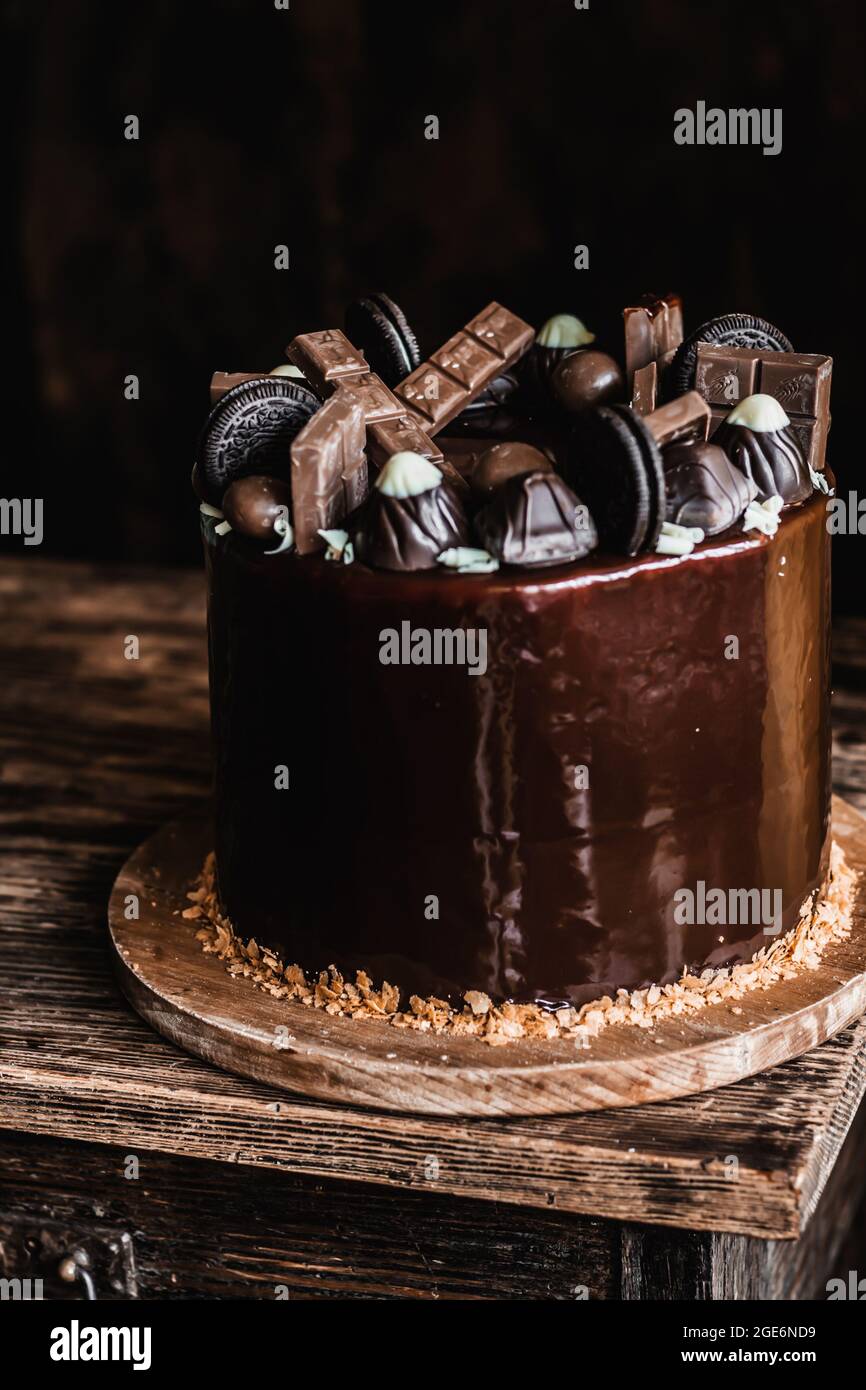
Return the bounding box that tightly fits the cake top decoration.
[663,441,757,537]
[197,377,320,504]
[713,394,812,504]
[724,393,790,431]
[376,451,443,498]
[344,292,422,388]
[475,470,598,568]
[666,312,793,398]
[198,288,832,573]
[536,313,595,349]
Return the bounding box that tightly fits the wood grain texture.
[2,557,866,1239]
[108,803,866,1120]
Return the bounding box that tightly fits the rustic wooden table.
[2,556,866,1301]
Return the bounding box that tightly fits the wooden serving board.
[108,796,866,1118]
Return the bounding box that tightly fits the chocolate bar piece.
[290,386,368,553]
[286,328,440,446]
[631,361,658,416]
[624,292,683,388]
[695,345,832,471]
[367,415,444,469]
[210,371,272,404]
[285,309,533,551]
[644,391,710,448]
[394,302,534,432]
[285,330,369,398]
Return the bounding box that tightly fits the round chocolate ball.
[470,442,553,499]
[222,475,292,543]
[551,350,625,413]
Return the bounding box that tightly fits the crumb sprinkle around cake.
[184,843,857,1047]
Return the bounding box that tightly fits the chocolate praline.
[351,481,471,572]
[662,441,757,536]
[552,350,625,413]
[474,469,598,568]
[713,420,812,505]
[470,442,552,499]
[222,475,292,544]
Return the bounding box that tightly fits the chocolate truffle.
[222,474,293,546]
[470,441,553,499]
[350,452,471,572]
[474,470,598,568]
[712,394,812,505]
[552,350,625,413]
[524,314,597,407]
[662,441,757,536]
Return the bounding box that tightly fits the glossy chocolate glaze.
[204,474,830,1007]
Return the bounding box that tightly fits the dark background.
[4,0,863,600]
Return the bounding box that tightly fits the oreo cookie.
[567,405,665,556]
[197,377,320,502]
[666,314,793,398]
[344,292,422,387]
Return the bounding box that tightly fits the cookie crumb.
[189,845,856,1046]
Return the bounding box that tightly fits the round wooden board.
[109,795,866,1118]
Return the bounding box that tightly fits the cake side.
[198,292,833,1010]
[204,485,830,1006]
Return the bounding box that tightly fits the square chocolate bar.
[285,330,369,398]
[696,345,832,471]
[290,386,368,553]
[367,416,444,470]
[395,363,474,430]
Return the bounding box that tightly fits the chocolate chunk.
[290,385,368,553]
[344,293,422,388]
[395,302,534,431]
[643,391,710,448]
[197,377,321,503]
[631,361,658,416]
[222,475,293,545]
[350,455,471,571]
[474,470,598,568]
[623,292,683,389]
[551,350,625,413]
[209,371,272,405]
[662,442,757,536]
[695,344,832,474]
[666,313,793,398]
[470,442,552,498]
[285,329,369,398]
[713,415,812,505]
[567,405,665,556]
[367,414,444,470]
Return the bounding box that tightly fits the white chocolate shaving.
[270,363,306,379]
[438,546,499,574]
[376,451,443,498]
[655,520,703,557]
[725,393,789,432]
[199,502,224,519]
[214,519,232,536]
[743,495,784,536]
[265,514,294,554]
[318,528,354,564]
[810,464,831,495]
[536,314,596,349]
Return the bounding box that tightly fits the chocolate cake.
[198,295,834,1010]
